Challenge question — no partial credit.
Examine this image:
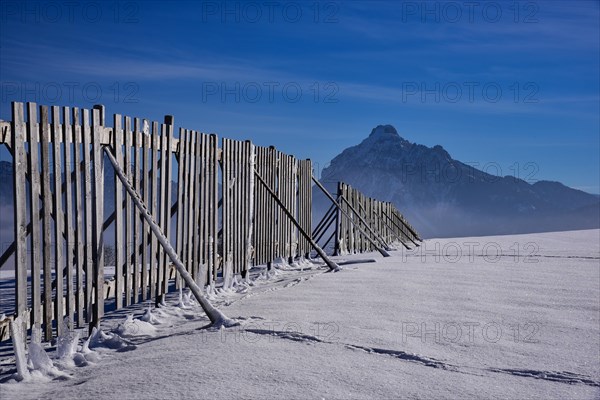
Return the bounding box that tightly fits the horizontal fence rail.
[0,101,418,344]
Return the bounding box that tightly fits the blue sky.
[1,0,599,193]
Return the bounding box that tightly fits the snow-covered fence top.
[0,101,312,342]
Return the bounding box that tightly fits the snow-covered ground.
[1,229,599,399]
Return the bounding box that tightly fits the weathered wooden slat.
[239,141,244,272]
[232,140,239,274]
[305,160,313,257]
[263,147,269,263]
[25,103,41,331]
[238,139,243,273]
[81,109,94,325]
[347,184,353,253]
[269,147,275,262]
[265,147,271,262]
[286,154,293,260]
[240,140,246,272]
[206,134,213,284]
[149,121,159,301]
[349,184,354,252]
[229,139,236,275]
[268,146,276,264]
[11,102,28,340]
[274,150,281,259]
[175,128,187,285]
[210,134,219,284]
[191,131,202,282]
[234,140,241,274]
[39,105,54,340]
[291,157,299,260]
[141,120,150,301]
[353,189,359,253]
[253,147,262,265]
[123,116,132,306]
[51,106,64,335]
[132,118,141,303]
[278,152,285,259]
[287,155,294,259]
[243,141,250,274]
[162,116,174,294]
[334,182,341,255]
[297,159,304,256]
[221,139,228,284]
[185,131,196,279]
[71,108,85,327]
[113,114,124,310]
[156,122,167,299]
[358,191,363,253]
[348,184,354,253]
[278,152,284,259]
[63,107,75,326]
[220,139,227,281]
[197,134,208,287]
[258,147,263,263]
[256,146,263,264]
[246,141,255,272]
[182,130,192,279]
[91,105,105,326]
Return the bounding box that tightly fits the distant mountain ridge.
[1,125,598,241]
[318,125,599,238]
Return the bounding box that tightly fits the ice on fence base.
[140,303,163,325]
[56,318,80,360]
[198,263,208,287]
[81,330,94,354]
[177,287,196,309]
[223,256,234,290]
[183,289,196,307]
[26,324,67,379]
[89,327,135,350]
[28,342,59,377]
[178,286,187,309]
[115,314,157,338]
[10,315,30,381]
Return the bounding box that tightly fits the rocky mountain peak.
[316,125,599,238]
[369,124,399,139]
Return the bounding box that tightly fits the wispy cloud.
[337,0,599,53]
[336,80,600,118]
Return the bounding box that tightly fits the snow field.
[0,230,598,399]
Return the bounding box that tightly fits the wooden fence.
[0,102,421,345]
[314,182,420,256]
[0,101,313,342]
